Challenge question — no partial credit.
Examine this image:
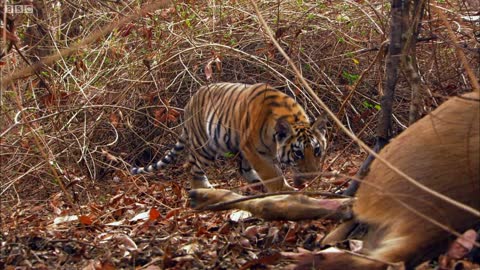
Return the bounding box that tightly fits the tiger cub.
[131,83,328,192]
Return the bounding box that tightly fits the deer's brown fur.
[323,92,479,269]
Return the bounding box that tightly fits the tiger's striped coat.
[131,83,327,192]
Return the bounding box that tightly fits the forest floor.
[2,0,479,269]
[2,151,365,269]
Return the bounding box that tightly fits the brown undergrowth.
[1,0,479,269]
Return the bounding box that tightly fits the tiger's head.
[274,116,328,187]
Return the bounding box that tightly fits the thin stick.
[1,0,172,88]
[432,5,480,93]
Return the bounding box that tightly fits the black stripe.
[214,114,223,145]
[263,95,279,101]
[240,167,251,173]
[222,86,237,103]
[222,90,241,124]
[277,115,289,121]
[224,131,232,151]
[231,89,243,107]
[266,101,284,107]
[174,144,185,151]
[224,83,240,93]
[192,174,206,180]
[192,168,204,174]
[193,115,209,145]
[259,124,270,151]
[247,83,269,98]
[258,150,267,156]
[197,148,215,162]
[207,113,216,138]
[248,89,271,101]
[161,156,172,164]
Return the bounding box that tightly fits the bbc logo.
[5,5,34,14]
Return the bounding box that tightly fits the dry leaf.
[165,208,181,219]
[100,261,116,270]
[75,59,87,72]
[443,229,478,266]
[143,266,161,270]
[0,28,19,42]
[101,149,119,163]
[120,23,135,37]
[115,234,138,251]
[149,208,161,221]
[349,239,364,252]
[109,112,120,128]
[229,210,252,222]
[284,226,297,243]
[204,61,213,80]
[79,215,94,225]
[53,215,78,225]
[204,56,221,80]
[239,252,282,270]
[244,225,259,240]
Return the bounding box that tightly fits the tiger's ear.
[312,115,328,136]
[275,118,293,143]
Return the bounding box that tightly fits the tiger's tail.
[130,132,187,175]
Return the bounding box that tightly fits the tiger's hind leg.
[187,154,213,189]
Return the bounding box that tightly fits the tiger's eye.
[294,149,304,159]
[314,147,322,157]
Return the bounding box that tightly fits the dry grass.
[2,0,479,208]
[0,1,479,267]
[2,0,479,206]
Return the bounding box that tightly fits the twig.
[336,41,386,120]
[431,4,480,93]
[402,0,426,125]
[1,0,172,88]
[343,0,405,196]
[10,84,74,205]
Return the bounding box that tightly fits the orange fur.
[132,83,327,191]
[324,92,480,269]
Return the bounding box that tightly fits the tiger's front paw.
[190,177,213,189]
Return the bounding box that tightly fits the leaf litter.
[1,167,337,269]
